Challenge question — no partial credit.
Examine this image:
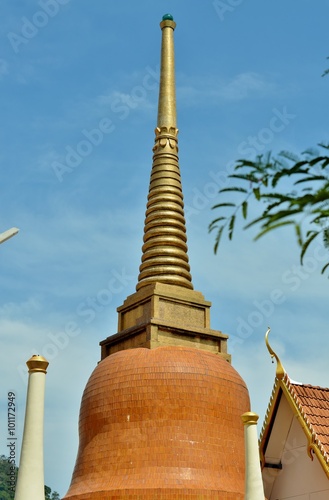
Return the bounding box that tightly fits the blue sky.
[1,0,328,496]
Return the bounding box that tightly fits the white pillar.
[241,412,265,500]
[15,355,49,500]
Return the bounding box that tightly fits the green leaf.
[295,224,303,247]
[228,215,236,240]
[295,175,327,184]
[324,227,329,248]
[220,187,248,194]
[245,214,268,229]
[267,208,302,222]
[236,159,261,168]
[214,226,224,254]
[208,217,226,232]
[321,262,329,274]
[209,216,226,224]
[292,160,309,169]
[242,201,248,219]
[254,220,295,240]
[211,202,235,209]
[309,156,328,166]
[300,231,319,263]
[253,187,261,200]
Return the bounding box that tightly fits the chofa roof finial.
[265,327,285,380]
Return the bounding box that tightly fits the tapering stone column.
[15,355,49,500]
[241,412,265,500]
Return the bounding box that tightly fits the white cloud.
[176,71,279,106]
[0,296,42,319]
[95,87,157,118]
[221,72,276,100]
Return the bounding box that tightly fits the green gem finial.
[162,13,174,21]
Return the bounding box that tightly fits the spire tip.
[162,13,174,21]
[160,14,176,30]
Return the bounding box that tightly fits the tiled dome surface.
[63,346,250,499]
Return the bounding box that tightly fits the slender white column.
[15,355,49,500]
[241,412,265,500]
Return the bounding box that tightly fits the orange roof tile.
[286,377,329,465]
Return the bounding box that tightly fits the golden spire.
[157,14,177,129]
[137,14,193,291]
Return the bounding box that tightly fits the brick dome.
[63,346,250,499]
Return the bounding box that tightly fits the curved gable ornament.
[265,327,285,380]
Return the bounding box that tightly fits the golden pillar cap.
[26,355,49,374]
[241,412,259,426]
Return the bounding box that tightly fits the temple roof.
[260,329,329,478]
[260,373,329,476]
[290,381,329,461]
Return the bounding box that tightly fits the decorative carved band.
[153,126,179,154]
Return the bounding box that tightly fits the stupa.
[62,14,250,499]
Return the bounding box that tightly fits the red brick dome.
[63,346,250,499]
